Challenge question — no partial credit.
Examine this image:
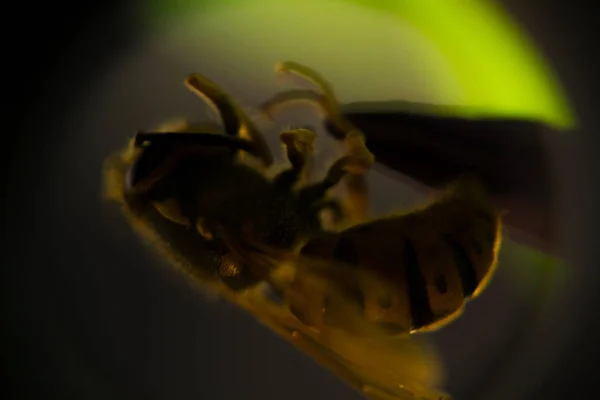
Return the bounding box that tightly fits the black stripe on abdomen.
[444,235,479,298]
[404,239,434,330]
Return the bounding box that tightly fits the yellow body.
[287,177,502,336]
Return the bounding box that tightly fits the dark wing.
[328,100,567,257]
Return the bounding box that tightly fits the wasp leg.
[341,132,373,225]
[272,128,317,192]
[262,62,373,224]
[299,131,374,226]
[262,61,362,147]
[185,73,273,167]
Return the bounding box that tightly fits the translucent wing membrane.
[228,245,453,400]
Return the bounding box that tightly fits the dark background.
[4,1,599,400]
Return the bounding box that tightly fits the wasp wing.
[232,243,453,400]
[329,101,564,258]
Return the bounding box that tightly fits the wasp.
[103,63,503,400]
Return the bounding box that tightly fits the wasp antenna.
[184,73,241,136]
[184,72,273,167]
[274,61,336,101]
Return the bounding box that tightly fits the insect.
[103,63,503,400]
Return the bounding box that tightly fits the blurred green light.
[348,0,575,127]
[147,0,575,128]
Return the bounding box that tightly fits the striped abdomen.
[293,187,502,335]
